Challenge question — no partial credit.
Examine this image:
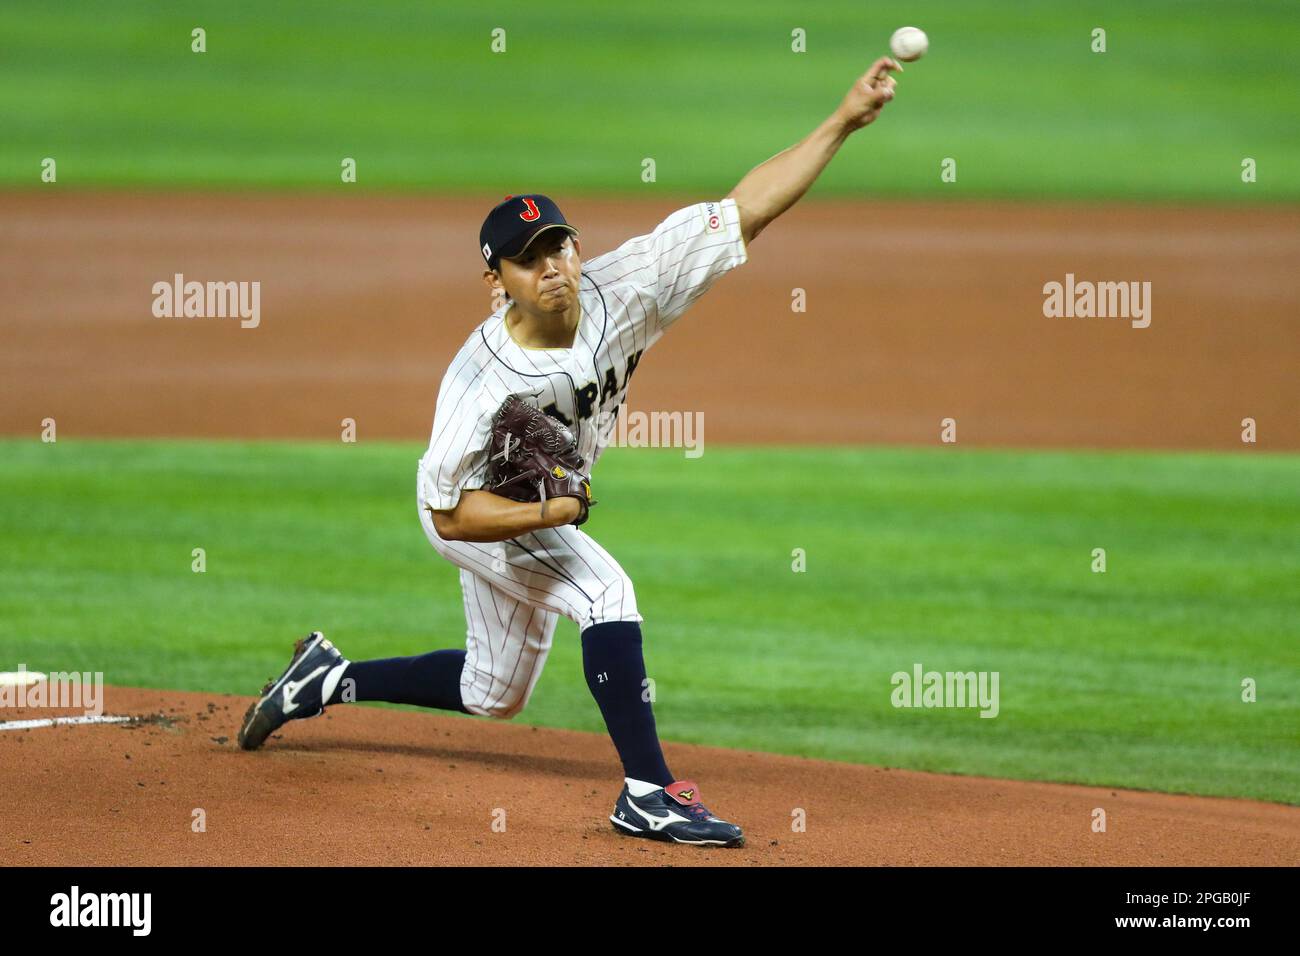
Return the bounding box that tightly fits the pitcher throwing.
[238,58,901,848]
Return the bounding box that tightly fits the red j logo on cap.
[519,198,541,222]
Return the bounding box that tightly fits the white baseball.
[890,26,928,63]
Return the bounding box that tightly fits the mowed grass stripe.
[1,439,1295,803]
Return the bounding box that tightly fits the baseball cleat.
[237,631,347,751]
[610,778,744,848]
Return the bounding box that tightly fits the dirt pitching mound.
[2,687,1295,866]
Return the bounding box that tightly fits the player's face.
[497,232,582,316]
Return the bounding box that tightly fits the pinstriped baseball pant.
[418,504,642,719]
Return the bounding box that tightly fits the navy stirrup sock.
[581,621,674,787]
[329,649,469,714]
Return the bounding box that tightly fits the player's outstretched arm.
[727,56,898,245]
[430,489,582,543]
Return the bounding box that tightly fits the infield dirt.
[3,192,1297,449]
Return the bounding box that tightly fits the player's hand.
[835,57,899,132]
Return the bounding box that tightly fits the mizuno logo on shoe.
[281,665,329,713]
[627,799,690,831]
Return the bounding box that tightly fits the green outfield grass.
[1,0,1297,200]
[2,439,1296,804]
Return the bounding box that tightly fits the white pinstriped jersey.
[418,198,748,513]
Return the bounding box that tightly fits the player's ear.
[483,268,510,307]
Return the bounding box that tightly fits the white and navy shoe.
[237,632,348,751]
[610,778,745,848]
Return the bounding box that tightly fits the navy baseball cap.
[479,194,579,272]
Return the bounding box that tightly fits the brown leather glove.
[484,395,595,526]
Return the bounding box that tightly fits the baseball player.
[238,59,900,848]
